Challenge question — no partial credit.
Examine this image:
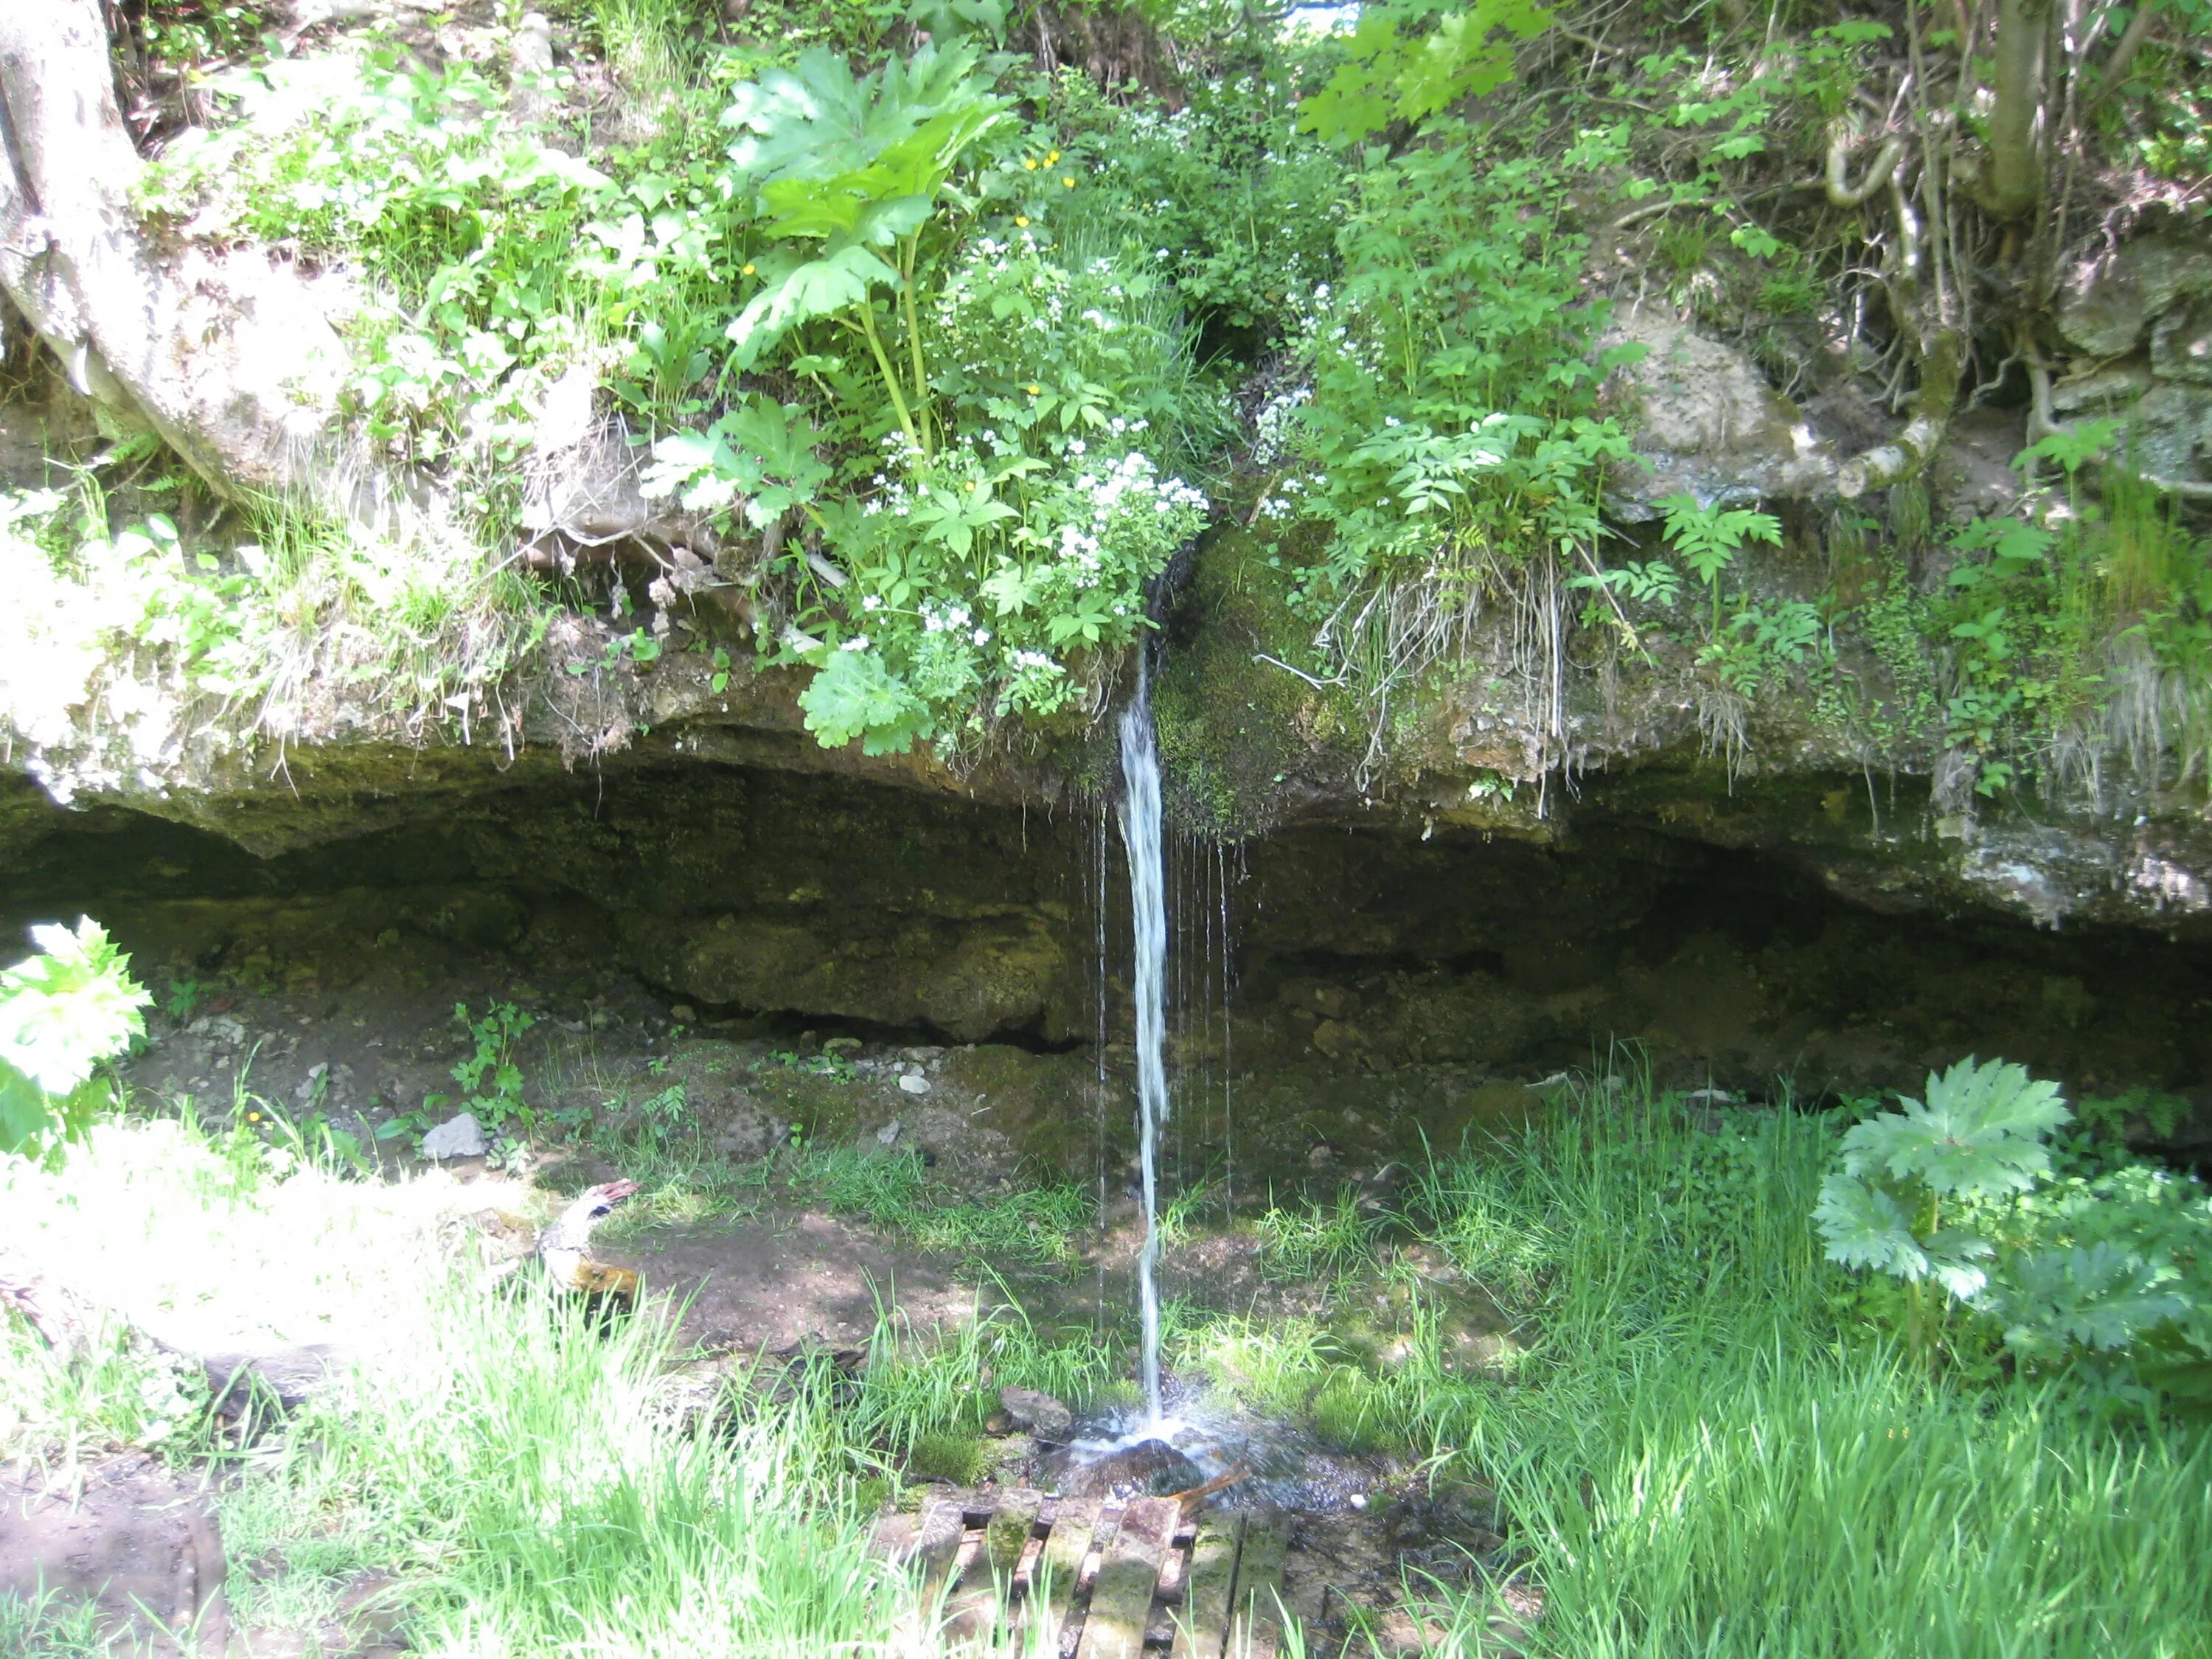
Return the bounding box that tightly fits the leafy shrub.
[1817,1056,2212,1412]
[1263,125,1638,689]
[445,1001,537,1134]
[0,920,151,1165]
[644,46,1227,757]
[1064,68,1343,342]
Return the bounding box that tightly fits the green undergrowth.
[1198,1079,2212,1655]
[545,1091,1096,1268]
[7,1061,2211,1656]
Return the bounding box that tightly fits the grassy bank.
[4,1080,2208,1656]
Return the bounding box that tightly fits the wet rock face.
[6,757,2211,1121]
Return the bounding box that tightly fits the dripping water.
[1116,659,1170,1425]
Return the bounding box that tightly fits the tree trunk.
[0,0,347,501]
[1976,0,2053,218]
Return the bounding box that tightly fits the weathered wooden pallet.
[868,1487,1295,1657]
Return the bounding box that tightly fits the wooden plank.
[985,1489,1045,1583]
[912,1489,972,1601]
[1224,1519,1287,1659]
[866,1511,918,1561]
[1168,1512,1245,1659]
[1076,1496,1179,1659]
[943,1489,1046,1647]
[1035,1493,1102,1653]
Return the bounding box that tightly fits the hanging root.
[1838,325,1964,498]
[1823,120,1907,208]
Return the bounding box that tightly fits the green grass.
[0,1588,114,1659]
[1382,1086,2212,1657]
[10,1081,2210,1657]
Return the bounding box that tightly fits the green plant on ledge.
[0,920,151,1166]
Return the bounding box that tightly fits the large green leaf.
[723,44,1004,193]
[1838,1056,2070,1200]
[0,919,149,1098]
[0,918,147,1161]
[725,244,900,365]
[797,647,931,754]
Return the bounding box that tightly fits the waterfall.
[1117,662,1169,1425]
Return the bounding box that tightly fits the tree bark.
[0,0,347,501]
[1976,0,2053,218]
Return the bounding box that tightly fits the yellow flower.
[1015,215,1029,227]
[1023,157,1037,170]
[1047,150,1060,164]
[246,1111,262,1124]
[742,262,757,276]
[1062,176,1075,189]
[1026,383,1041,395]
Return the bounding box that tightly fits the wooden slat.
[943,1489,1046,1648]
[912,1489,973,1601]
[1075,1496,1179,1659]
[985,1489,1045,1582]
[1223,1520,1287,1659]
[1034,1493,1102,1654]
[1168,1512,1245,1659]
[867,1510,918,1561]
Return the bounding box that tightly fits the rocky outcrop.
[2055,226,2212,494]
[1601,308,1839,514]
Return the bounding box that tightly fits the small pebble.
[898,1072,931,1096]
[1348,1492,1367,1510]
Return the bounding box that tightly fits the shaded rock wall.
[5,764,2208,1134]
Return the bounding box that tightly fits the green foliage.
[780,1144,1092,1265]
[1299,0,1554,143]
[1266,128,1634,691]
[1255,1184,1382,1285]
[1816,1057,2212,1411]
[1658,492,1784,635]
[446,1001,538,1133]
[1065,69,1343,340]
[717,42,1012,443]
[0,1586,111,1659]
[0,920,150,1166]
[1816,1057,2070,1301]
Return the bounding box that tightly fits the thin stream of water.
[1116,661,1169,1426]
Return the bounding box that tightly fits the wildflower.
[1015,215,1029,228]
[246,1111,262,1124]
[1062,176,1075,189]
[1023,157,1037,170]
[1027,384,1040,395]
[742,262,756,276]
[1047,150,1060,164]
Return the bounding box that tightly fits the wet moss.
[1150,521,1366,840]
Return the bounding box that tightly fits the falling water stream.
[1116,661,1170,1425]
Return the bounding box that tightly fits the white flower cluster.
[1251,383,1312,465]
[920,600,973,634]
[1056,521,1104,577]
[1074,451,1208,525]
[1007,648,1058,673]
